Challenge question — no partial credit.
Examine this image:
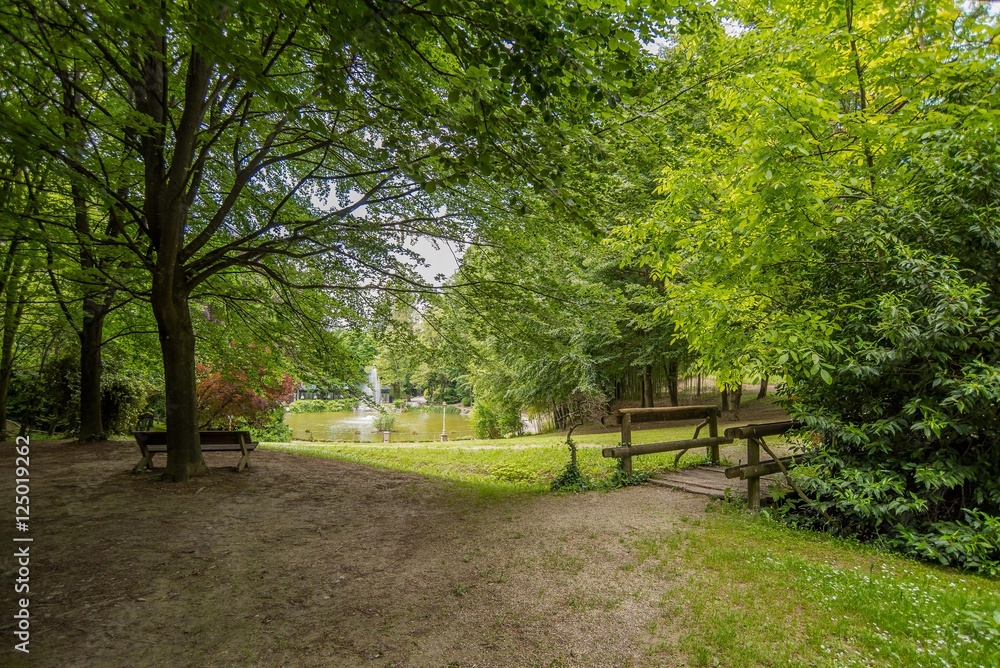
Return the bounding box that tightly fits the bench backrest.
[134,430,254,446]
[200,430,253,445]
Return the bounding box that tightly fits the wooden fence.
[601,406,800,510]
[600,405,726,473]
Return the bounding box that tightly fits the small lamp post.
[440,400,448,442]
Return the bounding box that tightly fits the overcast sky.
[402,236,462,285]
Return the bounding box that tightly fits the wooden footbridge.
[601,405,800,510]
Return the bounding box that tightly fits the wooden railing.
[722,420,801,509]
[601,407,802,510]
[600,405,725,473]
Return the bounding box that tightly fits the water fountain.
[361,367,381,408]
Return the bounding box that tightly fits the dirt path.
[1,440,712,668]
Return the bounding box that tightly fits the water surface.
[284,409,474,442]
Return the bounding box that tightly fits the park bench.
[132,430,258,473]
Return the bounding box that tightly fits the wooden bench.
[132,430,258,473]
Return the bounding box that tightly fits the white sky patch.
[400,236,462,285]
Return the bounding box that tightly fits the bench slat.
[132,430,259,472]
[144,442,258,453]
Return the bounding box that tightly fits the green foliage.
[0,0,679,464]
[410,404,461,415]
[471,401,523,439]
[249,407,293,443]
[9,354,78,433]
[609,0,1000,572]
[371,411,397,432]
[550,461,592,492]
[490,462,541,484]
[288,399,358,413]
[100,372,150,436]
[605,461,651,489]
[772,253,1000,574]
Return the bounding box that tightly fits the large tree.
[1,0,670,478]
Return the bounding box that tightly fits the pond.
[284,409,475,442]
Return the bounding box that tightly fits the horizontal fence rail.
[601,411,805,510]
[602,436,732,459]
[601,405,722,472]
[725,454,802,480]
[723,420,802,440]
[601,405,719,427]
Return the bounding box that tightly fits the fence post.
[707,408,720,464]
[620,413,632,475]
[746,436,761,511]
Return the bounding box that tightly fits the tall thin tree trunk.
[65,81,113,442]
[666,361,679,407]
[77,302,107,440]
[720,385,730,412]
[0,278,27,441]
[732,384,743,411]
[696,374,701,396]
[758,376,768,400]
[642,364,654,408]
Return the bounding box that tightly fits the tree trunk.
[77,298,107,441]
[758,376,768,399]
[642,364,654,408]
[666,361,679,407]
[0,280,27,441]
[152,280,206,481]
[720,385,730,412]
[696,374,701,396]
[732,384,743,411]
[74,179,116,442]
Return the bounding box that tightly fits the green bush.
[472,401,523,439]
[101,373,149,435]
[288,398,356,413]
[776,253,1000,575]
[249,407,292,442]
[10,354,79,433]
[550,461,591,492]
[371,411,397,431]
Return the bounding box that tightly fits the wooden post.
[620,413,632,475]
[746,436,761,511]
[707,408,719,464]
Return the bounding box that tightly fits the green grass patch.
[645,506,1000,667]
[262,422,720,492]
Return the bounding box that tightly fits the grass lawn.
[263,423,728,493]
[645,508,1000,668]
[262,427,1000,668]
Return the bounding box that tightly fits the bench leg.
[236,452,250,472]
[132,453,153,473]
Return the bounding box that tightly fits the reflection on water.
[284,410,474,442]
